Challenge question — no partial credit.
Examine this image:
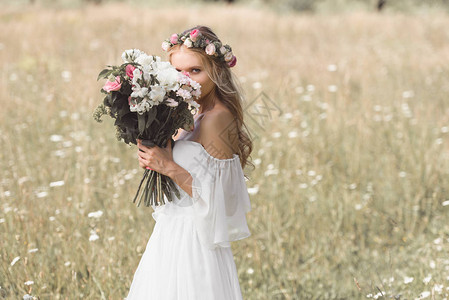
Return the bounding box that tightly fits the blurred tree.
[377,0,386,11]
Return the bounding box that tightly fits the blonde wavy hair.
[167,25,255,176]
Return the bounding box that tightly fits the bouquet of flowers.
[93,49,201,207]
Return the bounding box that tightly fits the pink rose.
[103,76,122,92]
[205,43,216,55]
[126,65,136,79]
[182,71,190,78]
[170,34,179,44]
[228,55,237,68]
[190,29,200,42]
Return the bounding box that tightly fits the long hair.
[167,25,255,176]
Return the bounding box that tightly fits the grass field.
[1,2,449,299]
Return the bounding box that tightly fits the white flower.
[184,38,193,48]
[149,85,166,104]
[176,88,192,100]
[161,41,171,51]
[220,46,226,54]
[23,294,34,300]
[191,89,201,99]
[131,83,149,98]
[24,281,34,285]
[87,210,103,218]
[156,66,180,91]
[135,53,154,67]
[89,230,99,242]
[132,68,142,82]
[10,256,20,266]
[205,43,216,55]
[404,276,414,284]
[224,51,233,62]
[122,49,144,63]
[165,98,178,107]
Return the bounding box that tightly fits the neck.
[197,89,217,114]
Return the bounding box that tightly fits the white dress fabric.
[125,139,252,300]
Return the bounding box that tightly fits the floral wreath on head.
[161,29,237,68]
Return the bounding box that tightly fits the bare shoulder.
[199,109,239,159]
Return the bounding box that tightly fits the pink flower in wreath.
[228,55,237,68]
[126,64,136,79]
[103,76,121,92]
[170,34,179,44]
[190,29,200,42]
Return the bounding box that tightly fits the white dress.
[125,139,252,300]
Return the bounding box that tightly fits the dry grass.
[1,2,449,299]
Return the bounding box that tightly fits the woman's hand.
[137,138,174,177]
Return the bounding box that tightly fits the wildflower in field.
[50,134,63,142]
[28,248,38,253]
[288,131,298,138]
[327,64,337,72]
[24,281,34,285]
[247,185,259,195]
[88,210,104,219]
[423,274,432,284]
[10,256,20,266]
[295,86,304,94]
[416,291,430,299]
[246,268,254,275]
[23,294,34,300]
[441,126,449,133]
[49,180,65,187]
[272,132,281,138]
[328,85,337,92]
[442,200,449,206]
[306,84,315,92]
[61,70,72,82]
[89,229,99,242]
[399,171,407,178]
[402,90,414,98]
[404,276,414,284]
[307,170,316,177]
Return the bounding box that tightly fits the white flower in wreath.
[219,46,226,55]
[184,38,193,48]
[224,51,233,62]
[149,85,166,104]
[161,41,171,52]
[205,43,216,55]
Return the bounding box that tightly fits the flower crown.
[161,29,237,68]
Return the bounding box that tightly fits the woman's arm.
[166,161,193,198]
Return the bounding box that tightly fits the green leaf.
[97,68,111,81]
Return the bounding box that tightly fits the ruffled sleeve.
[186,147,251,250]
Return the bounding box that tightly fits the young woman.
[126,25,254,300]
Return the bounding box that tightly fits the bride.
[126,25,254,300]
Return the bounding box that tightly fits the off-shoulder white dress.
[125,139,252,300]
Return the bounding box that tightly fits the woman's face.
[170,45,215,101]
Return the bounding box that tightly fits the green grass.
[1,3,449,299]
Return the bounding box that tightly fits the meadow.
[1,2,449,299]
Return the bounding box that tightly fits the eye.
[175,68,181,72]
[191,68,201,74]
